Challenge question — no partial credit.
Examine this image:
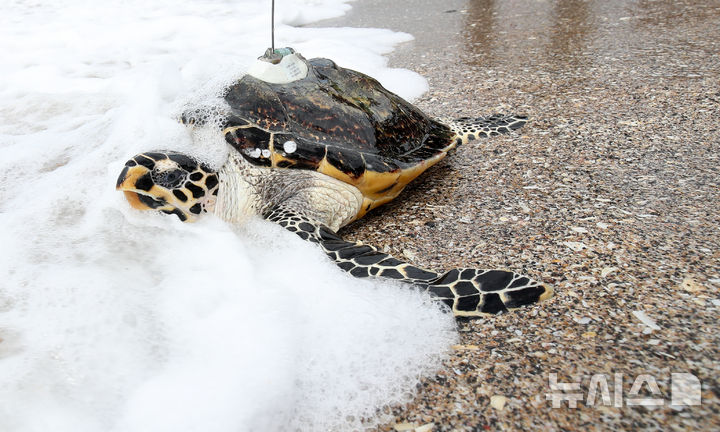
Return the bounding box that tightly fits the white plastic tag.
[247,53,309,84]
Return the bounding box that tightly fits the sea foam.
[0,1,454,431]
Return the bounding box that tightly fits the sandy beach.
[318,1,720,430]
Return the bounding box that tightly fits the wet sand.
[317,1,720,430]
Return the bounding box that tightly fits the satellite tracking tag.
[247,47,309,84]
[249,1,309,84]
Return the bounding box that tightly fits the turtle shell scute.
[325,148,366,179]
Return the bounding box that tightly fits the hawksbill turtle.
[116,49,552,317]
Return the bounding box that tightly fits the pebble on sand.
[632,310,661,331]
[490,395,508,411]
[680,277,705,293]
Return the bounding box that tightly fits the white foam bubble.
[0,1,453,431]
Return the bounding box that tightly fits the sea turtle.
[116,49,552,317]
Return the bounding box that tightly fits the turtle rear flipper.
[448,114,528,145]
[266,205,552,318]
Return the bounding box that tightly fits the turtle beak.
[116,165,155,210]
[116,165,148,191]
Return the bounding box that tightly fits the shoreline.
[316,0,720,430]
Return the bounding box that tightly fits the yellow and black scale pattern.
[117,152,218,221]
[266,205,552,316]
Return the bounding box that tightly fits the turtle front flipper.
[448,114,528,145]
[420,268,552,317]
[266,205,552,318]
[180,105,250,130]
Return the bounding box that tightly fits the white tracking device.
[247,47,309,84]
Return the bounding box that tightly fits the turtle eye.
[155,169,186,188]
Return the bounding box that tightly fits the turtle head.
[116,152,219,222]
